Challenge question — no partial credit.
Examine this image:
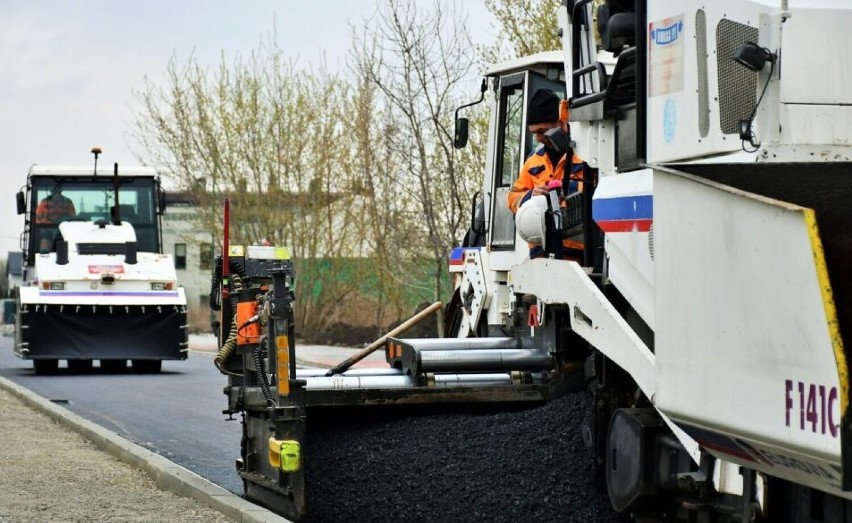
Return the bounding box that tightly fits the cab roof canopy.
[28,165,159,177]
[485,50,565,77]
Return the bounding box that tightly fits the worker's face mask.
[542,127,574,156]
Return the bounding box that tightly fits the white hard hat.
[515,195,549,247]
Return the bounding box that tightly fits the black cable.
[209,260,222,311]
[254,337,276,407]
[741,52,775,153]
[212,273,245,374]
[209,257,248,311]
[237,315,262,340]
[214,314,242,377]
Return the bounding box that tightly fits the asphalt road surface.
[0,335,245,494]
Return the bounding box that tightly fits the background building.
[160,192,215,332]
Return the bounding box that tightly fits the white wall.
[160,202,215,317]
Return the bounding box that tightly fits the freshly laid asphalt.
[0,331,387,523]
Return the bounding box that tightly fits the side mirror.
[16,191,25,215]
[453,78,487,150]
[159,189,167,215]
[454,117,469,149]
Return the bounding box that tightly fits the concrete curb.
[0,376,292,523]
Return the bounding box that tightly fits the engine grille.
[715,19,759,135]
[77,243,126,255]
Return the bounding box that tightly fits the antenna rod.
[91,146,102,176]
[112,162,121,225]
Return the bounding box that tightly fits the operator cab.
[485,52,568,255]
[17,166,167,269]
[456,52,577,270]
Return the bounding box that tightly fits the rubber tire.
[100,359,126,373]
[132,359,162,374]
[67,359,93,374]
[33,359,58,375]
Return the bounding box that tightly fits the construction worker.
[507,88,585,260]
[35,185,76,252]
[36,185,77,224]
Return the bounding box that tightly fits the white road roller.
[14,149,187,374]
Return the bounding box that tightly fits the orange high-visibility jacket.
[507,145,585,256]
[36,195,76,224]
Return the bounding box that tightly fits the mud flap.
[20,304,187,359]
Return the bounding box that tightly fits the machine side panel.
[654,168,845,494]
[646,1,768,163]
[780,8,852,106]
[593,168,655,329]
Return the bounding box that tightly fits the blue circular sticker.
[663,98,676,143]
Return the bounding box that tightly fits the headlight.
[151,282,165,291]
[49,282,65,290]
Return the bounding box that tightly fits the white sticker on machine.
[649,14,685,97]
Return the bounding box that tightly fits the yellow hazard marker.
[268,437,300,472]
[804,209,848,415]
[277,335,290,396]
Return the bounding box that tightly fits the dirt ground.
[0,387,234,523]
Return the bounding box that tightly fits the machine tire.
[100,359,126,373]
[33,359,58,375]
[67,359,93,374]
[132,359,162,374]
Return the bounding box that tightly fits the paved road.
[0,335,245,494]
[0,332,388,499]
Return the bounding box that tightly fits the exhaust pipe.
[56,240,69,265]
[125,241,137,265]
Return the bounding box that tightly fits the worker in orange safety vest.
[35,185,77,252]
[507,88,585,260]
[36,186,77,224]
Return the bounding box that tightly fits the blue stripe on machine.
[449,247,481,265]
[593,194,653,221]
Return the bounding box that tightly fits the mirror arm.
[454,77,488,122]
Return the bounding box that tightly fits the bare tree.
[134,2,497,338]
[351,0,481,331]
[133,40,383,336]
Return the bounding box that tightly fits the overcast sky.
[0,1,496,258]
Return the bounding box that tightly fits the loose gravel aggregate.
[0,387,234,523]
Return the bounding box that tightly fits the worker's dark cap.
[527,89,561,125]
